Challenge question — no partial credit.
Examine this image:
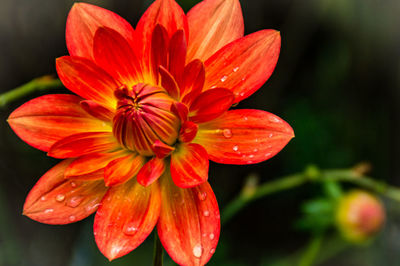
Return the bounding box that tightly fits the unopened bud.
[336,190,385,243]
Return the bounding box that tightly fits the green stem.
[298,234,324,266]
[153,233,163,266]
[0,76,62,108]
[222,167,400,224]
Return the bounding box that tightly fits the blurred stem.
[222,165,400,224]
[298,234,324,266]
[0,76,62,108]
[153,233,163,266]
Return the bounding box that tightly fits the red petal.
[8,94,111,152]
[135,0,188,76]
[151,24,169,81]
[66,3,135,60]
[193,109,294,164]
[187,0,244,62]
[104,154,145,187]
[23,160,107,225]
[80,100,114,122]
[158,176,220,266]
[93,27,143,85]
[179,121,199,143]
[170,143,209,188]
[204,30,281,103]
[168,30,187,84]
[151,140,175,159]
[48,132,120,159]
[181,60,205,105]
[171,102,189,122]
[137,157,166,187]
[159,66,179,100]
[189,88,234,123]
[56,56,119,108]
[94,179,161,261]
[65,151,125,179]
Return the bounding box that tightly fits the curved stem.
[0,76,62,108]
[153,232,163,266]
[298,234,324,266]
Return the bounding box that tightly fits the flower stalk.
[153,233,163,266]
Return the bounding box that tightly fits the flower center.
[113,83,180,156]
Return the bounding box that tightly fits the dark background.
[0,0,399,265]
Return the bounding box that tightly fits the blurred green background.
[0,0,399,265]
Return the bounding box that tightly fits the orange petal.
[48,132,120,159]
[181,60,205,105]
[80,100,114,122]
[151,24,169,81]
[170,143,209,188]
[168,30,187,84]
[151,140,175,159]
[137,157,166,187]
[179,121,199,143]
[8,94,111,152]
[93,27,143,86]
[104,153,145,187]
[189,88,234,123]
[193,109,294,164]
[94,179,161,261]
[23,160,107,225]
[158,175,220,266]
[187,0,244,61]
[66,2,135,60]
[56,56,118,108]
[159,66,179,100]
[204,30,281,103]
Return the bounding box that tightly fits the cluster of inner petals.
[112,83,180,156]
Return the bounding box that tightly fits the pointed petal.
[181,60,205,105]
[94,179,161,261]
[8,94,111,152]
[137,157,166,187]
[93,27,143,85]
[193,109,294,164]
[80,100,114,122]
[179,121,199,143]
[204,30,281,103]
[189,88,234,123]
[158,175,220,266]
[56,56,119,108]
[48,132,120,159]
[151,24,169,81]
[65,151,125,179]
[168,30,187,84]
[23,160,107,225]
[187,0,244,61]
[171,102,189,122]
[159,66,179,100]
[104,154,145,187]
[151,140,175,159]
[171,143,209,188]
[66,2,135,60]
[136,0,188,75]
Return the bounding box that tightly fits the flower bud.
[336,190,385,243]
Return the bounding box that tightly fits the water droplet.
[202,233,207,238]
[239,92,245,97]
[270,116,281,123]
[268,133,273,138]
[85,202,100,212]
[203,210,210,217]
[198,192,207,201]
[220,75,228,82]
[265,152,272,157]
[223,129,232,139]
[192,244,203,258]
[210,248,216,254]
[67,196,84,208]
[70,182,77,188]
[233,67,240,72]
[249,154,255,158]
[124,224,138,235]
[243,116,248,121]
[232,145,239,152]
[255,138,259,143]
[44,208,54,214]
[209,233,215,240]
[55,194,65,202]
[253,148,259,152]
[69,215,76,222]
[40,196,46,201]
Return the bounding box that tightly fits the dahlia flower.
[8,0,294,264]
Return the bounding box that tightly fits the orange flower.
[8,0,294,264]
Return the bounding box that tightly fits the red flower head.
[8,0,294,264]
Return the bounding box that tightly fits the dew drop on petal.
[220,75,228,82]
[233,145,239,152]
[69,215,76,222]
[202,233,207,238]
[265,152,272,157]
[198,192,207,201]
[70,181,77,188]
[249,154,255,158]
[210,248,216,254]
[223,129,232,139]
[209,233,215,240]
[243,116,248,121]
[203,210,210,217]
[233,67,240,72]
[193,244,203,258]
[239,92,245,97]
[124,224,138,236]
[67,196,84,208]
[44,208,54,214]
[40,196,46,201]
[253,148,259,152]
[268,133,273,138]
[55,194,65,202]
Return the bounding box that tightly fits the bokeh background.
[0,0,399,265]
